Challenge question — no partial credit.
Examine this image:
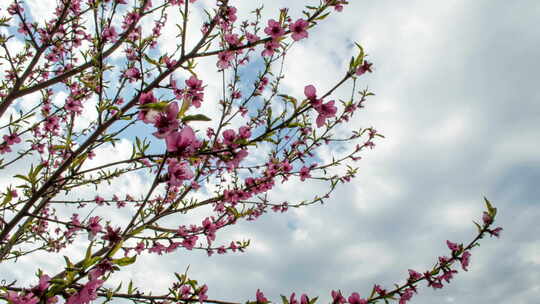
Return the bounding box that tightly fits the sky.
[1,1,539,304]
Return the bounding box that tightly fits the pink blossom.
[331,290,346,304]
[299,166,311,181]
[264,19,285,39]
[122,11,140,29]
[102,26,118,42]
[66,277,103,304]
[290,19,309,41]
[325,0,348,12]
[163,56,177,69]
[184,76,205,107]
[87,216,102,238]
[88,260,114,278]
[182,235,198,250]
[166,126,199,153]
[31,274,51,296]
[128,26,141,41]
[374,284,386,296]
[407,269,423,281]
[304,85,318,101]
[102,225,122,244]
[231,90,242,99]
[3,133,21,145]
[315,100,337,127]
[65,97,83,115]
[355,61,373,76]
[347,292,367,304]
[138,91,158,123]
[488,227,503,238]
[446,240,460,253]
[289,293,298,304]
[152,102,179,138]
[227,149,248,170]
[124,67,141,82]
[148,242,166,255]
[262,40,280,57]
[217,246,226,254]
[186,75,203,91]
[217,51,234,69]
[300,294,309,304]
[225,6,237,22]
[222,129,237,146]
[134,241,145,254]
[225,33,240,47]
[180,285,191,299]
[439,268,458,283]
[246,32,260,43]
[5,291,39,304]
[198,284,208,304]
[399,288,414,304]
[482,211,493,225]
[125,47,139,61]
[94,196,105,206]
[7,3,24,15]
[167,159,194,186]
[239,126,251,139]
[460,251,471,271]
[256,289,268,303]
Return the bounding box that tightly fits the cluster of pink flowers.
[66,277,104,304]
[101,26,118,42]
[183,76,205,108]
[167,158,194,186]
[0,133,21,154]
[124,67,141,83]
[4,275,56,304]
[261,17,308,58]
[325,0,349,12]
[255,77,270,94]
[304,85,337,127]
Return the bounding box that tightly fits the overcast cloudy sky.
[1,1,539,304]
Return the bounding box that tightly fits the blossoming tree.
[0,0,502,304]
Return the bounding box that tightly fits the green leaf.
[138,101,169,110]
[143,54,159,66]
[14,174,31,183]
[109,240,124,257]
[281,295,289,304]
[1,191,13,206]
[128,280,134,294]
[112,255,137,266]
[178,98,191,118]
[64,256,73,268]
[182,114,212,122]
[30,163,45,180]
[287,122,302,128]
[354,42,365,67]
[82,256,101,269]
[50,278,66,284]
[278,94,297,105]
[315,12,330,20]
[473,221,482,233]
[483,196,497,218]
[130,225,146,236]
